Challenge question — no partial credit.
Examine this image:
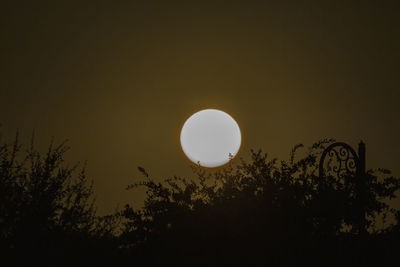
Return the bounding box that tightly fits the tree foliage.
[1,133,400,266]
[0,133,118,265]
[120,139,400,265]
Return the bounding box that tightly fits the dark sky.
[1,1,399,214]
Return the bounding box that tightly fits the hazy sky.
[1,1,399,214]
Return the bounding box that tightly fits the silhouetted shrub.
[2,133,399,266]
[120,139,400,266]
[0,133,119,266]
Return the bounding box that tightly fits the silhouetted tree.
[3,133,399,266]
[0,133,119,266]
[120,139,400,266]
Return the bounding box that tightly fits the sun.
[180,109,241,167]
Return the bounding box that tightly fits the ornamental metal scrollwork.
[319,142,360,180]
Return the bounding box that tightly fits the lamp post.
[319,141,367,235]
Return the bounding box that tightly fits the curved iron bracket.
[319,142,360,179]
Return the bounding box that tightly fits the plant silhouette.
[120,139,400,266]
[0,133,119,266]
[1,134,400,266]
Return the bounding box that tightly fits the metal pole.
[357,141,367,236]
[358,141,366,176]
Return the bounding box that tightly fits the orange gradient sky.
[1,1,399,214]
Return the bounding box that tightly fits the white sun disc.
[180,109,241,167]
